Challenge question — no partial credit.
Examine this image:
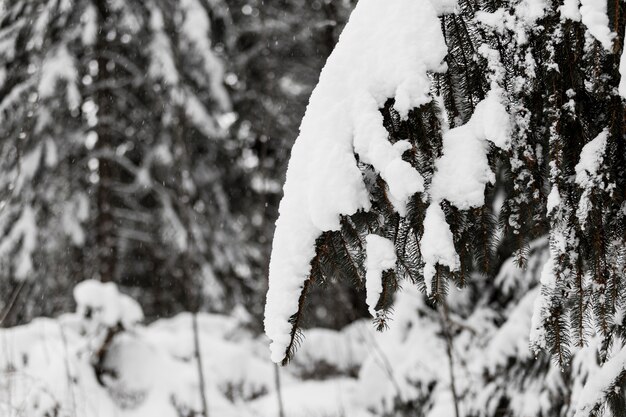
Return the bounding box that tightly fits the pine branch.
[281,278,311,365]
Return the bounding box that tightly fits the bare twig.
[439,299,461,417]
[0,280,28,327]
[59,323,77,417]
[193,313,209,417]
[273,364,285,417]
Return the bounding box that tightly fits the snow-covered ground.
[1,279,402,417]
[1,274,621,417]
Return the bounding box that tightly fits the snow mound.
[292,326,369,377]
[250,378,359,417]
[74,279,144,330]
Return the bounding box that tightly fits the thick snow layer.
[430,89,511,209]
[579,0,615,50]
[1,247,615,417]
[574,344,626,416]
[292,326,369,376]
[365,235,397,316]
[0,281,271,417]
[250,378,359,417]
[354,285,450,414]
[425,73,510,289]
[546,185,561,214]
[515,0,548,24]
[265,0,449,363]
[560,0,582,21]
[81,5,98,45]
[575,129,608,188]
[74,280,143,329]
[0,281,369,417]
[575,129,608,228]
[420,203,460,295]
[0,315,256,417]
[145,314,280,404]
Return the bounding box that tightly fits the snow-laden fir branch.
[264,0,451,364]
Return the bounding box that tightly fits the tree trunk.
[93,0,117,283]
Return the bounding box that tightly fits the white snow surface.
[420,203,460,295]
[546,185,562,214]
[250,378,360,417]
[574,343,626,416]
[515,0,548,24]
[575,129,608,228]
[74,280,143,330]
[560,0,582,21]
[430,88,511,209]
[475,0,550,44]
[265,0,450,363]
[579,0,615,50]
[0,255,618,417]
[1,282,446,417]
[365,235,397,316]
[291,325,370,376]
[575,129,608,188]
[81,5,98,45]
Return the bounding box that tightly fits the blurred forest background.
[2,1,625,417]
[0,0,361,329]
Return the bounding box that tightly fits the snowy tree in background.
[0,0,256,324]
[266,0,625,415]
[226,0,366,328]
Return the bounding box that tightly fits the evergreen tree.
[0,0,256,324]
[265,0,626,414]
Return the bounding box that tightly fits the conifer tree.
[0,0,255,324]
[265,0,625,413]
